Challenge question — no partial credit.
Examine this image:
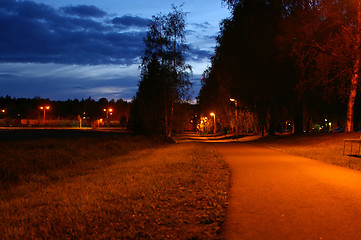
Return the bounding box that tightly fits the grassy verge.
[0,132,163,188]
[253,132,361,170]
[0,141,230,239]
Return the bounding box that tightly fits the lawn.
[0,130,230,239]
[252,132,361,171]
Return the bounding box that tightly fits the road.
[214,143,361,239]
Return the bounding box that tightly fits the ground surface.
[0,130,230,239]
[214,142,361,239]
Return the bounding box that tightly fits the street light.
[103,108,113,127]
[210,112,216,134]
[230,98,238,136]
[40,105,50,125]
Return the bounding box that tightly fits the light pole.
[103,108,113,127]
[210,112,216,134]
[230,98,238,136]
[39,106,50,125]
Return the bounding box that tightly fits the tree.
[200,0,299,135]
[131,5,191,136]
[283,0,361,132]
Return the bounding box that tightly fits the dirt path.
[214,142,361,239]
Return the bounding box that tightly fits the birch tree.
[131,5,191,136]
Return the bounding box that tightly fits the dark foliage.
[199,0,361,134]
[0,95,130,124]
[130,5,192,136]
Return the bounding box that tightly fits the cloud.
[186,45,212,62]
[191,21,211,29]
[112,15,150,29]
[0,63,140,100]
[60,5,107,18]
[0,0,146,65]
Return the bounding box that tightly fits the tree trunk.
[345,1,361,132]
[345,61,359,132]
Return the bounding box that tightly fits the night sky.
[0,0,230,101]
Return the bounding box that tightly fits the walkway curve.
[214,142,361,240]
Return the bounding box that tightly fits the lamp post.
[210,112,216,134]
[39,106,50,125]
[230,98,238,136]
[103,108,113,127]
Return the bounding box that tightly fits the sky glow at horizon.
[0,0,230,101]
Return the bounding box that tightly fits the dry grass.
[0,132,163,189]
[252,132,361,170]
[0,140,230,239]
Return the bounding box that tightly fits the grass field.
[252,132,361,171]
[0,129,164,189]
[0,130,230,239]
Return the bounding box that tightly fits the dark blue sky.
[0,0,230,101]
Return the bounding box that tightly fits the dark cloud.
[187,46,212,62]
[61,5,107,18]
[112,15,150,28]
[0,0,146,65]
[192,21,211,29]
[0,73,17,78]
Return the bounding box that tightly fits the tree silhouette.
[131,5,191,136]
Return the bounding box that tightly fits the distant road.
[214,143,361,239]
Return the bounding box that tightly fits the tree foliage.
[199,0,361,134]
[130,5,192,136]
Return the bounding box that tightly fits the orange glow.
[109,108,113,112]
[40,106,50,110]
[210,112,215,116]
[103,109,107,112]
[1,109,5,113]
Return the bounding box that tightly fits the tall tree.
[284,0,361,132]
[200,0,298,134]
[130,5,191,136]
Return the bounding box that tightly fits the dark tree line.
[0,96,130,125]
[199,0,361,134]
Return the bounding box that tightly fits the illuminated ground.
[215,142,361,239]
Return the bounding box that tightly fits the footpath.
[215,142,361,239]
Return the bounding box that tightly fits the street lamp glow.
[39,105,50,125]
[210,112,216,134]
[103,108,114,127]
[230,98,238,135]
[1,109,5,113]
